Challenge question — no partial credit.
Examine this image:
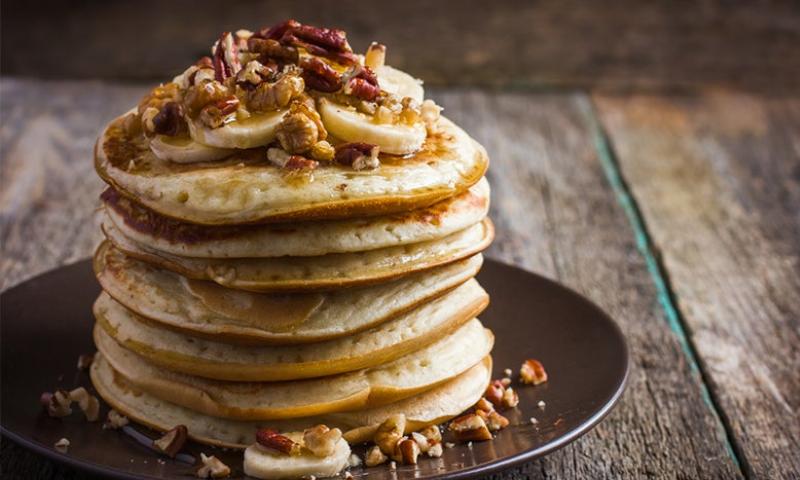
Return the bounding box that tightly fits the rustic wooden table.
[1,79,798,479]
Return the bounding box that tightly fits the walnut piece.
[374,414,406,456]
[197,453,231,478]
[256,428,301,455]
[277,110,319,153]
[448,413,492,442]
[303,424,342,458]
[246,73,305,112]
[520,359,548,385]
[153,425,189,458]
[309,140,335,161]
[364,445,388,467]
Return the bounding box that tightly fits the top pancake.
[96,113,489,226]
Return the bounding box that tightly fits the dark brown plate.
[1,258,628,479]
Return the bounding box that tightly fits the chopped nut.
[197,453,231,478]
[482,410,510,432]
[42,390,72,418]
[399,97,421,124]
[427,443,443,458]
[246,73,305,112]
[212,32,241,82]
[419,425,442,446]
[343,66,380,101]
[373,105,394,124]
[104,409,129,430]
[248,37,299,64]
[448,413,492,442]
[374,413,406,456]
[256,428,300,455]
[184,80,231,117]
[335,142,380,170]
[236,60,274,86]
[529,417,539,425]
[475,397,494,413]
[76,353,94,370]
[502,387,520,409]
[364,42,386,69]
[285,155,319,171]
[410,431,430,453]
[484,381,505,407]
[153,425,189,458]
[152,102,187,137]
[500,377,512,387]
[303,424,342,458]
[538,400,546,409]
[444,442,455,449]
[69,387,100,422]
[364,445,388,467]
[277,110,319,153]
[504,368,513,377]
[520,359,548,385]
[389,461,397,471]
[397,438,420,465]
[54,438,70,453]
[309,140,335,161]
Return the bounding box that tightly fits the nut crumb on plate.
[54,438,70,453]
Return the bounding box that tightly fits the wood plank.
[2,0,800,92]
[0,79,742,478]
[594,90,800,478]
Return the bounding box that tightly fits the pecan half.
[300,57,342,93]
[335,142,380,170]
[520,359,548,385]
[153,425,188,458]
[257,19,302,41]
[256,428,300,455]
[212,32,241,82]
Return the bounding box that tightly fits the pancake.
[103,177,489,258]
[93,279,489,381]
[94,318,493,420]
[90,354,492,448]
[96,242,482,345]
[95,114,489,225]
[102,218,494,293]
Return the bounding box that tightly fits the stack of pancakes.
[89,97,494,448]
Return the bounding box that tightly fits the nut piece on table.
[303,424,342,458]
[364,445,388,467]
[520,359,548,385]
[197,453,231,478]
[41,390,72,418]
[153,425,189,458]
[54,438,70,453]
[448,413,493,442]
[427,443,443,458]
[373,413,406,456]
[76,353,94,370]
[501,386,519,409]
[103,409,129,430]
[484,380,505,407]
[397,437,420,465]
[256,427,301,456]
[410,431,430,453]
[69,387,100,422]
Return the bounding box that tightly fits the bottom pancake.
[94,318,494,420]
[90,354,492,449]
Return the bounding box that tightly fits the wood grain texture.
[0,79,743,478]
[594,90,800,479]
[3,0,800,92]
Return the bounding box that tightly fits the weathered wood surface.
[594,91,800,479]
[3,0,800,93]
[0,78,747,478]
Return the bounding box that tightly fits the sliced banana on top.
[318,98,426,155]
[188,110,285,149]
[150,135,234,164]
[244,438,351,480]
[376,65,424,103]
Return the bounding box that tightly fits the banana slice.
[318,98,426,155]
[376,65,424,103]
[244,438,351,480]
[150,135,234,164]
[187,110,285,149]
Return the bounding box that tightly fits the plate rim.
[1,256,630,480]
